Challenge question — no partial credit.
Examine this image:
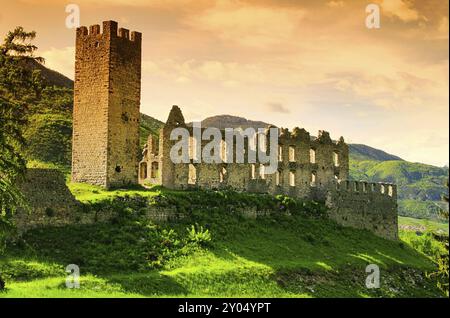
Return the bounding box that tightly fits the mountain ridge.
[23,59,73,89]
[186,114,405,163]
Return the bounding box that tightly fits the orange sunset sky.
[1,0,448,166]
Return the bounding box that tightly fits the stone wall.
[72,21,141,189]
[13,169,182,231]
[14,169,398,240]
[325,180,398,240]
[14,169,80,231]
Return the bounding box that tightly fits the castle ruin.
[71,21,398,240]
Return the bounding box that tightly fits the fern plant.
[186,224,212,247]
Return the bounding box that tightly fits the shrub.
[186,224,212,247]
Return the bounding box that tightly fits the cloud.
[326,1,344,8]
[266,102,290,114]
[381,0,421,22]
[185,2,306,48]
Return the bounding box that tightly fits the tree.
[0,27,44,104]
[440,180,449,220]
[0,27,43,288]
[427,180,449,296]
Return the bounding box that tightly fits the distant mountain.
[22,59,73,89]
[349,144,403,162]
[188,114,272,130]
[189,115,405,162]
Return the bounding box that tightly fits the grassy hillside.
[22,59,73,89]
[349,144,403,161]
[350,160,448,220]
[0,186,446,298]
[399,216,448,234]
[139,113,164,149]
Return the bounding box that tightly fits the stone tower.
[71,21,142,189]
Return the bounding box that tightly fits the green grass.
[67,182,160,203]
[26,160,70,174]
[1,190,446,298]
[399,216,449,234]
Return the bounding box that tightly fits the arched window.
[151,162,159,179]
[333,151,339,167]
[251,164,256,180]
[388,185,393,196]
[188,164,197,185]
[219,166,227,183]
[140,162,148,180]
[259,165,266,179]
[310,148,316,163]
[310,172,317,187]
[289,146,295,162]
[289,171,296,187]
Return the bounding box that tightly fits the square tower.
[71,21,142,188]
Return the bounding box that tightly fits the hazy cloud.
[266,102,291,114]
[381,0,421,22]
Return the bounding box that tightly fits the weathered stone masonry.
[139,106,398,240]
[72,21,142,189]
[326,181,398,240]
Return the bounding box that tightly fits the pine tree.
[0,27,43,264]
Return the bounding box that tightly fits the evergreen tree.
[0,27,43,259]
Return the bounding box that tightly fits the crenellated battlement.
[334,180,397,197]
[76,21,142,44]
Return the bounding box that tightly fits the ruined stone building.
[139,106,398,239]
[140,105,349,196]
[71,21,398,240]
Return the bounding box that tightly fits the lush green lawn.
[399,216,448,234]
[67,182,159,203]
